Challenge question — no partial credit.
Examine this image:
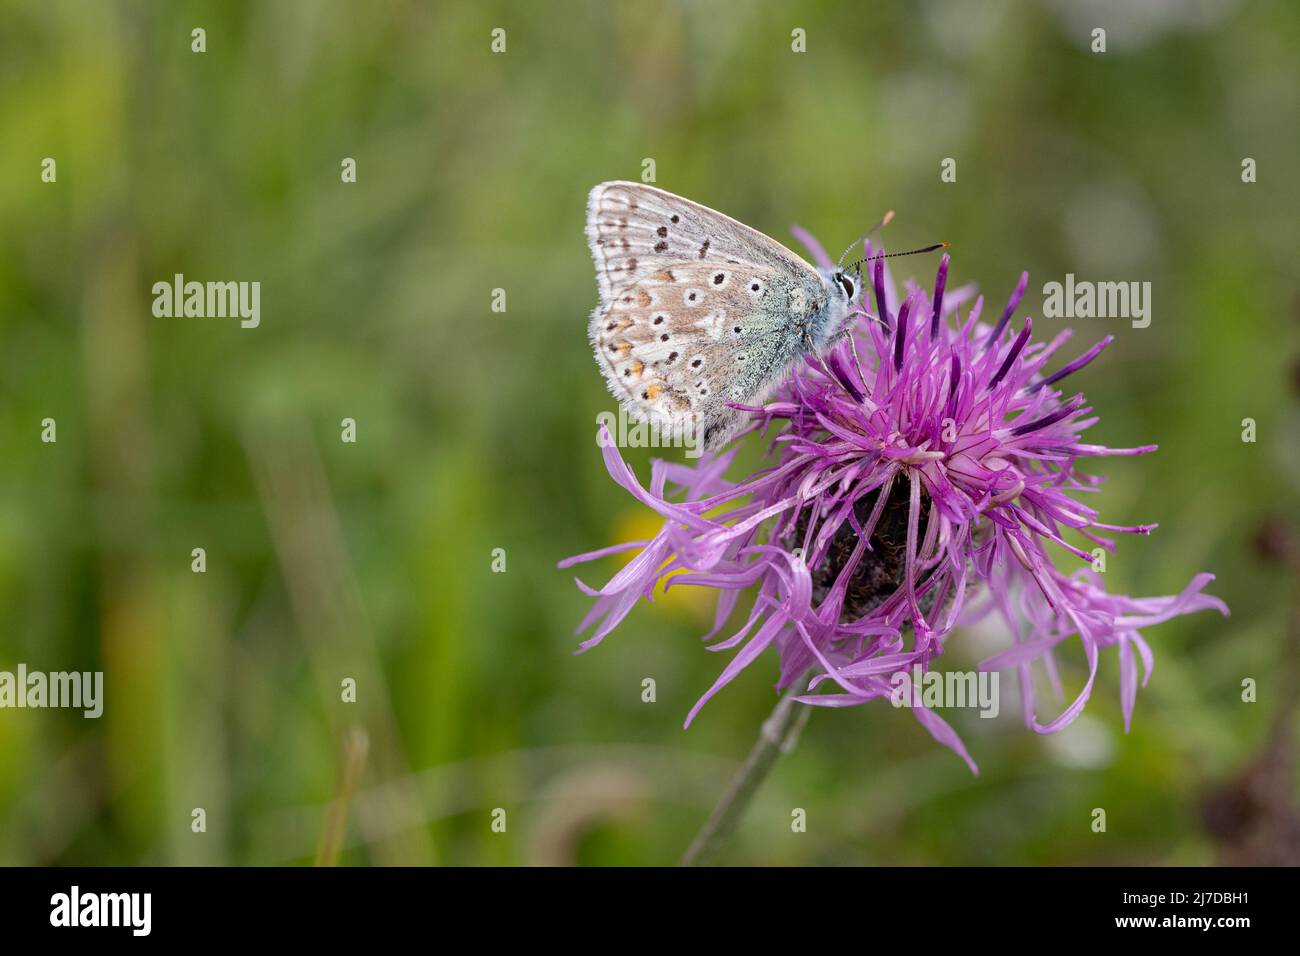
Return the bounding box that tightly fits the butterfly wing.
[586,183,826,449]
[590,261,822,449]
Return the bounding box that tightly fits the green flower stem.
[679,677,812,866]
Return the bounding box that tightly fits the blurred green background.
[1,0,1297,866]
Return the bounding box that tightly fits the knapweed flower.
[561,228,1227,773]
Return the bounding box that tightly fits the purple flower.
[561,227,1227,773]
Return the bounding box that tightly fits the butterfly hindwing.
[590,261,820,447]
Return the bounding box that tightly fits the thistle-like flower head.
[562,227,1227,772]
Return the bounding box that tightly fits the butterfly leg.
[847,332,868,396]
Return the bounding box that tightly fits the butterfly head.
[808,267,863,353]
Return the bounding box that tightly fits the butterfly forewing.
[586,182,820,297]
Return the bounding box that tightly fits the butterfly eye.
[836,272,856,298]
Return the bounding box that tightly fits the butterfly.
[585,182,870,452]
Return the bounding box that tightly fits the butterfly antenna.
[835,210,896,270]
[845,241,949,275]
